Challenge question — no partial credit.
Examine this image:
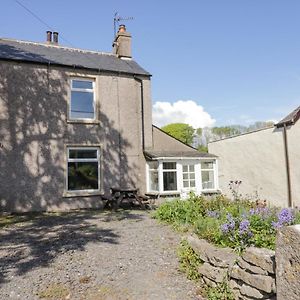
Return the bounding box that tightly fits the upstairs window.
[201,161,215,190]
[70,79,95,120]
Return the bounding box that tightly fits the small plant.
[177,240,202,280]
[206,280,235,300]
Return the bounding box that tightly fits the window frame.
[64,146,102,197]
[200,160,217,191]
[146,158,218,195]
[182,164,196,189]
[162,162,178,192]
[69,78,97,122]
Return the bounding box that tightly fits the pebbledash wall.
[0,61,152,212]
[208,119,300,208]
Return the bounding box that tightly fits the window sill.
[201,189,221,194]
[63,190,104,198]
[67,119,100,125]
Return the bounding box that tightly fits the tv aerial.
[114,12,133,37]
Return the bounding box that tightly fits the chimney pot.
[53,32,59,44]
[119,24,126,33]
[46,31,52,43]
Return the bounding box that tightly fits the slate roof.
[144,149,217,159]
[0,38,150,76]
[275,106,300,128]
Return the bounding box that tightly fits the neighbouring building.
[0,26,218,212]
[208,106,300,208]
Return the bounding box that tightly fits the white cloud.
[152,100,216,128]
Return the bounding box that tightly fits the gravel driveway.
[0,210,202,300]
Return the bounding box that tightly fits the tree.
[161,123,195,145]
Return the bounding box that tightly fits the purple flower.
[272,208,294,229]
[207,210,220,218]
[239,219,252,237]
[278,208,294,224]
[221,223,230,233]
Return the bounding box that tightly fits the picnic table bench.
[108,188,160,209]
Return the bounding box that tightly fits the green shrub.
[205,281,235,300]
[177,240,202,280]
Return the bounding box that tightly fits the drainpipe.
[134,77,145,150]
[283,124,292,207]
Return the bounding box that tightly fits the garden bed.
[153,194,300,299]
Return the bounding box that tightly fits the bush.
[154,194,300,251]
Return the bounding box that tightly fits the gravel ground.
[0,210,203,300]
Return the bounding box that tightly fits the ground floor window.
[201,161,215,190]
[148,161,159,191]
[147,159,217,194]
[162,162,177,191]
[182,164,196,188]
[67,147,100,191]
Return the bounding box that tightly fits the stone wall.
[276,225,300,300]
[187,235,276,300]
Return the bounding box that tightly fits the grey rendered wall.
[208,127,289,207]
[151,126,196,152]
[0,61,150,212]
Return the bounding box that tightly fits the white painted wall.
[208,125,299,207]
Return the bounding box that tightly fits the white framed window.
[182,164,196,188]
[70,78,95,120]
[162,162,177,191]
[148,161,159,192]
[67,147,100,192]
[201,161,215,190]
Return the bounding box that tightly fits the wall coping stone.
[187,234,238,268]
[242,247,275,274]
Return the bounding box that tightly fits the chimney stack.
[53,32,59,44]
[46,31,59,44]
[113,24,132,59]
[46,31,52,43]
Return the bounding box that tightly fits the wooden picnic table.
[110,188,144,209]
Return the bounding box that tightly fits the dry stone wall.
[276,224,300,300]
[187,235,276,300]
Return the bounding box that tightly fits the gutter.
[134,76,145,150]
[283,124,293,207]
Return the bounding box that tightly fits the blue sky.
[1,0,300,127]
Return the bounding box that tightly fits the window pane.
[201,161,214,169]
[190,180,196,187]
[183,165,188,172]
[163,171,177,191]
[163,162,176,170]
[71,91,94,119]
[149,171,159,191]
[183,173,188,180]
[69,149,97,159]
[72,80,93,89]
[202,170,215,189]
[189,165,195,172]
[190,173,195,179]
[68,161,98,190]
[183,181,189,188]
[148,161,159,170]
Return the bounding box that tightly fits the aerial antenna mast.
[114,12,133,37]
